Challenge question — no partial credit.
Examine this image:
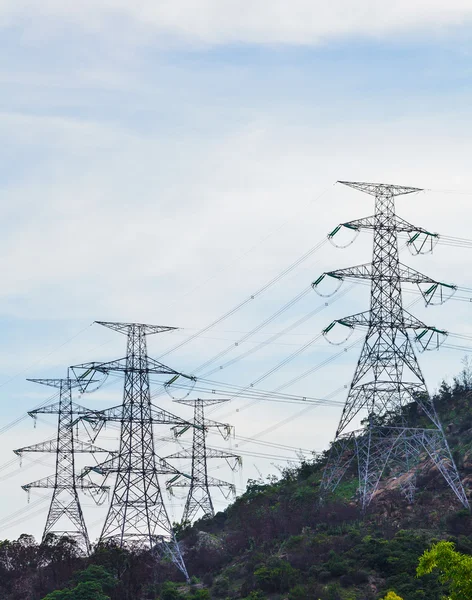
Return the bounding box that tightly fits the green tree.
[417,541,472,600]
[381,593,404,600]
[42,581,110,600]
[159,581,185,600]
[73,565,116,594]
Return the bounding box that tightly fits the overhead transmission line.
[197,284,355,379]
[157,238,329,360]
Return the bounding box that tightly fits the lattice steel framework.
[315,181,469,511]
[71,322,195,580]
[15,377,109,553]
[165,398,239,523]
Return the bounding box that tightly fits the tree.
[41,565,115,600]
[42,581,110,600]
[381,593,404,600]
[73,565,116,594]
[417,541,472,600]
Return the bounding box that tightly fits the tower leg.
[420,430,469,508]
[43,488,90,554]
[320,433,356,495]
[355,428,398,511]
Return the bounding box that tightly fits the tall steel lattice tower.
[72,322,196,580]
[14,377,109,553]
[314,181,469,511]
[165,398,240,523]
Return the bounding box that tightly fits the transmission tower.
[71,321,198,580]
[14,377,110,553]
[313,181,469,511]
[165,398,240,523]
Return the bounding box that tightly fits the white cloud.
[1,1,472,45]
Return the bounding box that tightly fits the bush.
[212,576,230,597]
[288,584,307,599]
[244,592,265,600]
[73,565,116,594]
[159,581,184,600]
[253,558,299,592]
[324,550,349,577]
[190,590,210,600]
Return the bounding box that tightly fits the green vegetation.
[1,367,472,599]
[417,541,472,599]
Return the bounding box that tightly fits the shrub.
[253,559,299,592]
[190,590,210,600]
[212,576,230,597]
[288,584,307,599]
[159,581,184,600]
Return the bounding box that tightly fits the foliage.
[73,564,117,594]
[212,576,230,597]
[417,541,472,600]
[159,581,185,600]
[5,363,472,600]
[253,558,299,592]
[42,581,110,600]
[189,589,210,600]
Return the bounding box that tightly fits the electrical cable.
[157,237,329,360]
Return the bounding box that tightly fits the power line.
[157,238,329,360]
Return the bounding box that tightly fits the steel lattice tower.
[315,181,469,510]
[165,398,239,523]
[71,321,196,580]
[14,377,109,553]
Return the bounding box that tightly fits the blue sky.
[1,3,472,541]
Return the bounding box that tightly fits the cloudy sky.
[1,2,472,542]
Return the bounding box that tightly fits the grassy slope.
[178,377,472,600]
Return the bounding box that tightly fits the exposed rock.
[463,450,472,472]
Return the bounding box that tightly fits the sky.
[1,2,472,542]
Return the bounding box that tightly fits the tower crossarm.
[324,309,444,332]
[14,439,112,455]
[26,378,84,389]
[150,405,194,427]
[206,448,241,461]
[319,262,440,285]
[95,321,178,336]
[173,418,231,438]
[320,263,373,282]
[28,401,94,418]
[337,180,423,197]
[22,474,57,490]
[82,454,187,478]
[397,263,440,285]
[164,448,193,460]
[165,448,239,461]
[206,475,236,491]
[70,405,121,428]
[167,474,234,492]
[205,419,233,432]
[329,214,437,237]
[21,473,107,492]
[80,455,120,477]
[73,403,194,428]
[157,457,189,476]
[175,398,229,407]
[71,359,194,391]
[71,358,182,376]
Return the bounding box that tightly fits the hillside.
[2,368,472,600]
[175,372,472,600]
